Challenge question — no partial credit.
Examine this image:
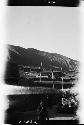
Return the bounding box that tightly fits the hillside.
[7,44,79,73]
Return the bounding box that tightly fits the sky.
[5,7,81,61]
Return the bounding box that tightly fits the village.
[18,62,77,89]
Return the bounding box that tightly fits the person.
[37,100,49,121]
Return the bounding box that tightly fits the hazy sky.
[6,7,80,61]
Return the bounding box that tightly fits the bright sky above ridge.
[6,7,80,61]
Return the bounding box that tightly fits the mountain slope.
[7,44,79,73]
